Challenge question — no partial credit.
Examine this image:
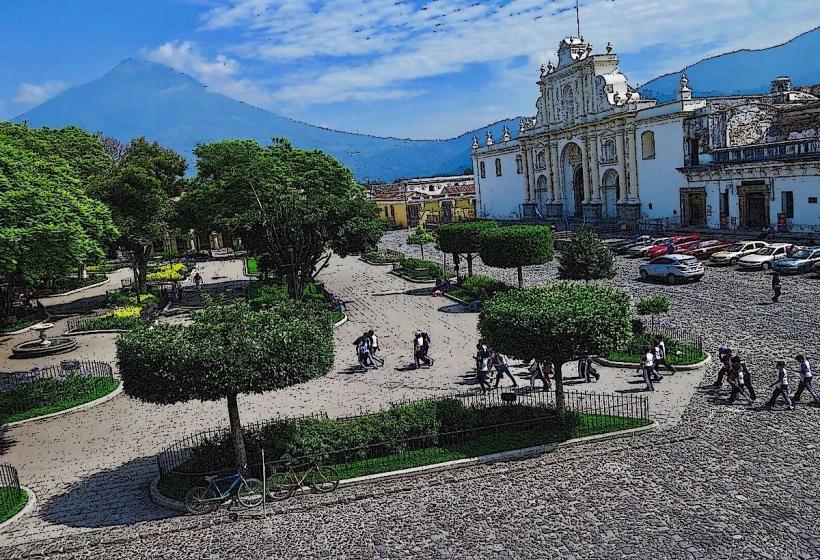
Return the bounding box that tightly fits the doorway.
[680,188,707,226]
[572,167,584,217]
[745,193,767,228]
[738,182,770,229]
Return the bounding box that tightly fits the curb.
[149,420,657,513]
[63,328,128,336]
[2,381,122,428]
[39,277,110,299]
[442,292,471,306]
[0,486,36,531]
[594,354,711,371]
[388,270,437,284]
[333,313,348,329]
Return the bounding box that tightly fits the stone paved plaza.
[1,235,819,559]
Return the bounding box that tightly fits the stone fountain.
[11,322,77,358]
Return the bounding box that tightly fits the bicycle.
[184,470,264,515]
[267,459,339,501]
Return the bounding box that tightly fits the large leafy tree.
[117,300,334,468]
[437,221,497,278]
[183,138,383,299]
[0,133,117,316]
[93,138,186,293]
[557,225,616,281]
[479,225,554,288]
[479,283,633,413]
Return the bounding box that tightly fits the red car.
[681,239,733,260]
[645,234,701,259]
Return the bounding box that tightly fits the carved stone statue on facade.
[606,42,613,54]
[485,130,494,146]
[502,125,511,142]
[471,136,479,150]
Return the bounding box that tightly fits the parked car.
[737,244,795,270]
[682,239,734,260]
[772,247,820,274]
[645,234,701,259]
[813,260,820,275]
[639,254,705,284]
[607,235,651,253]
[710,241,769,265]
[628,237,670,258]
[614,235,653,255]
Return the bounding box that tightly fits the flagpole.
[576,0,581,38]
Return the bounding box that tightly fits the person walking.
[792,354,820,405]
[366,330,383,367]
[421,332,433,367]
[771,272,781,303]
[583,355,600,382]
[714,346,732,388]
[413,331,433,368]
[193,272,203,291]
[529,359,550,392]
[492,352,518,388]
[725,358,754,405]
[637,348,655,391]
[731,355,756,401]
[654,337,676,374]
[476,353,491,393]
[766,360,795,409]
[355,336,375,370]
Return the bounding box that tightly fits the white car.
[628,237,669,258]
[710,241,769,265]
[737,244,794,270]
[639,254,705,284]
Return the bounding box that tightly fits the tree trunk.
[467,254,474,277]
[420,245,424,260]
[517,266,523,289]
[226,393,248,469]
[554,361,565,417]
[453,253,460,282]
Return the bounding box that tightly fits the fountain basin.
[12,337,77,358]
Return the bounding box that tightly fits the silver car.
[639,254,705,284]
[737,244,794,270]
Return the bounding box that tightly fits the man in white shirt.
[766,360,794,409]
[792,354,820,405]
[653,337,676,374]
[637,348,655,391]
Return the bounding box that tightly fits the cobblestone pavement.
[2,237,820,559]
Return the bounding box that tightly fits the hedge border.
[149,420,657,512]
[593,353,711,371]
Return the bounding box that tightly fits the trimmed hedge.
[437,220,497,255]
[73,307,145,332]
[479,225,554,287]
[146,263,188,282]
[398,258,443,278]
[457,275,511,299]
[636,295,670,316]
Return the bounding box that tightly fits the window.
[809,197,818,204]
[515,155,523,174]
[536,150,546,169]
[641,131,655,160]
[495,158,502,177]
[720,191,729,216]
[479,161,486,178]
[782,190,794,218]
[601,138,616,162]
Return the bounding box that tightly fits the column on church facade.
[581,135,592,202]
[521,147,533,203]
[615,129,627,202]
[627,126,640,201]
[588,131,600,202]
[549,140,561,201]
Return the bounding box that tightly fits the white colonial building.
[473,37,820,233]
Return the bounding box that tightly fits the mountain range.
[13,27,820,182]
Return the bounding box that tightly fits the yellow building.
[368,175,476,228]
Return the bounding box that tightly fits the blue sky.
[1,0,819,138]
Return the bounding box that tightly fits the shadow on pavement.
[39,455,179,529]
[0,424,17,456]
[436,304,474,314]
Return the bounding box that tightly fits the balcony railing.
[710,138,820,165]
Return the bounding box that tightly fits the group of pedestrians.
[714,346,818,409]
[636,337,676,391]
[353,330,382,370]
[475,340,518,393]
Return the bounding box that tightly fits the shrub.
[479,225,554,288]
[106,291,159,308]
[557,225,615,281]
[146,263,188,282]
[636,294,670,315]
[461,275,510,297]
[75,308,145,331]
[399,258,443,278]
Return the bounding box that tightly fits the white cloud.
[13,80,67,106]
[141,40,273,107]
[194,0,820,108]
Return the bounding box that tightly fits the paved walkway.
[1,244,818,558]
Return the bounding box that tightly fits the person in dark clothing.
[492,352,518,388]
[731,355,756,401]
[418,331,433,367]
[725,356,754,405]
[582,355,600,382]
[714,346,732,388]
[771,272,781,303]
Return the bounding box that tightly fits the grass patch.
[0,487,28,524]
[330,310,345,325]
[606,341,707,366]
[246,258,260,276]
[362,249,404,264]
[0,378,119,424]
[1,313,47,334]
[88,262,132,274]
[446,287,474,302]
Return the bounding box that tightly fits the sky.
[1,0,819,139]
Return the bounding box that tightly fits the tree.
[93,138,186,294]
[557,225,616,281]
[184,138,383,300]
[436,221,497,279]
[0,132,117,316]
[479,225,554,288]
[116,299,335,468]
[479,283,633,413]
[407,225,435,260]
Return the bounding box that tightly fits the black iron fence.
[158,388,649,486]
[0,464,23,513]
[610,318,704,364]
[0,360,115,418]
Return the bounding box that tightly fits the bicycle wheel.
[185,486,218,515]
[237,478,264,508]
[308,465,339,493]
[267,472,295,501]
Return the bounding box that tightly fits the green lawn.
[0,487,28,524]
[606,346,707,366]
[1,313,46,334]
[246,258,260,275]
[0,378,120,424]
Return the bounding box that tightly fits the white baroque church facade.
[473,37,820,233]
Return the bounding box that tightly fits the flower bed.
[0,368,119,424]
[146,263,188,282]
[105,291,159,309]
[72,306,144,332]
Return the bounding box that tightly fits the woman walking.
[529,359,550,392]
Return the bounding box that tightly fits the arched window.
[479,161,486,178]
[495,158,502,177]
[641,131,656,160]
[601,138,616,162]
[515,155,523,174]
[536,150,546,169]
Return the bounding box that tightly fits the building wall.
[475,151,527,219]
[636,118,686,220]
[376,202,408,228]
